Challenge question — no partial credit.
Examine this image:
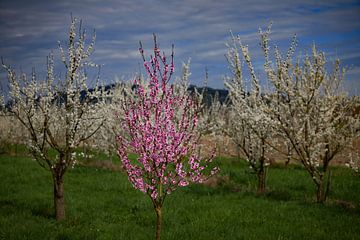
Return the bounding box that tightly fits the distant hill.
[188,85,229,106]
[2,83,229,111]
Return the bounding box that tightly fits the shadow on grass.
[31,204,54,219]
[0,198,55,220]
[264,190,293,201]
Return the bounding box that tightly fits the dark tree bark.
[257,169,266,194]
[316,180,326,203]
[315,170,331,203]
[155,206,162,240]
[53,173,65,221]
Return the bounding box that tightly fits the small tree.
[92,81,132,161]
[117,35,218,240]
[257,26,359,202]
[197,91,230,156]
[346,152,360,176]
[0,115,26,154]
[345,96,360,176]
[224,30,275,193]
[2,18,106,220]
[175,61,228,157]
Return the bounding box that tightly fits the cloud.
[0,0,359,94]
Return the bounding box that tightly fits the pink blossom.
[151,189,158,200]
[117,39,218,205]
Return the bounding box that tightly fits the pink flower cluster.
[117,40,218,202]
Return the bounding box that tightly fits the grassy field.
[0,153,359,240]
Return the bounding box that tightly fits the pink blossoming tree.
[117,35,218,240]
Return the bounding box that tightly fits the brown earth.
[198,135,360,166]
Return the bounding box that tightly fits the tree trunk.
[155,206,162,240]
[257,169,266,194]
[316,180,326,203]
[15,143,18,156]
[285,155,291,168]
[53,176,65,221]
[316,171,331,204]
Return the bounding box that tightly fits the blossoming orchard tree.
[0,115,26,154]
[2,18,106,220]
[224,30,275,193]
[91,81,132,160]
[117,35,219,240]
[244,25,359,202]
[174,61,228,156]
[345,96,360,176]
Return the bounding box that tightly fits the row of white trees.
[223,25,360,201]
[0,19,359,222]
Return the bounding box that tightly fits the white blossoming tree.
[90,81,132,161]
[179,63,229,157]
[0,115,26,154]
[197,92,229,157]
[344,96,360,176]
[2,18,106,220]
[224,29,275,193]
[249,25,359,202]
[346,153,360,176]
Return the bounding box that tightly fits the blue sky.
[1,0,359,95]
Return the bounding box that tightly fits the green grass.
[0,154,359,240]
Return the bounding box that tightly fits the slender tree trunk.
[15,143,18,156]
[155,206,162,240]
[257,169,266,194]
[316,180,326,203]
[316,171,331,203]
[285,155,291,168]
[53,175,65,221]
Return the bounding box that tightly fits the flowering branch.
[117,36,218,240]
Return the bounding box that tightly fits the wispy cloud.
[0,0,359,94]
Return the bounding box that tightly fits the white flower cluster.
[224,29,275,177]
[225,24,360,200]
[2,17,107,176]
[345,153,360,174]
